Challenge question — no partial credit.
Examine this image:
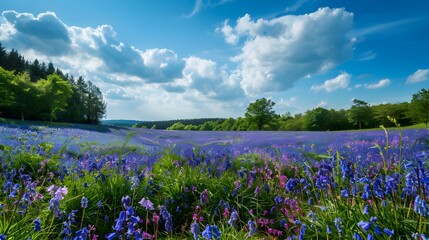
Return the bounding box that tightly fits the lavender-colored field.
[1,123,428,166]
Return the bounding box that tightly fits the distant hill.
[102,118,226,129]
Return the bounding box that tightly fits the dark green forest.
[0,43,106,124]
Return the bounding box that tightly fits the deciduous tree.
[245,98,276,130]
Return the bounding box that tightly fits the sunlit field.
[1,123,428,239]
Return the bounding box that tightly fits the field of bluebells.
[1,122,429,240]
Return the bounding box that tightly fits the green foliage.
[0,43,106,124]
[36,74,74,121]
[347,99,372,130]
[411,88,429,127]
[245,98,277,130]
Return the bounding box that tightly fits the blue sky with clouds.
[1,0,428,120]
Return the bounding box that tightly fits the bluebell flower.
[334,217,342,236]
[202,225,221,240]
[354,232,363,240]
[327,226,332,234]
[81,196,88,209]
[274,196,284,205]
[358,221,371,232]
[114,211,125,231]
[299,224,306,240]
[160,205,173,233]
[130,176,140,190]
[363,204,369,214]
[308,197,314,205]
[200,189,209,205]
[121,195,131,208]
[126,206,135,217]
[106,232,117,240]
[383,228,394,237]
[49,197,60,217]
[34,217,41,232]
[191,221,200,240]
[228,210,239,226]
[248,220,257,236]
[286,178,299,192]
[0,234,5,240]
[412,233,428,240]
[75,227,89,239]
[368,233,374,240]
[374,225,382,235]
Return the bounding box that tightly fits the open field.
[1,122,429,239]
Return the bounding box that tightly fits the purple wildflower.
[138,198,154,210]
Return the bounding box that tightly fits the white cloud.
[285,0,308,13]
[353,18,416,37]
[182,57,244,99]
[222,7,354,95]
[315,100,328,108]
[0,11,185,85]
[185,0,235,18]
[217,19,239,45]
[106,88,135,101]
[357,50,376,61]
[365,79,391,89]
[311,73,351,93]
[278,97,298,107]
[406,69,429,83]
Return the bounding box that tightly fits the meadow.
[0,122,429,239]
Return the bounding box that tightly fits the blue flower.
[363,204,369,214]
[0,234,5,240]
[383,228,394,237]
[354,232,363,240]
[228,210,239,227]
[121,195,131,208]
[106,232,117,240]
[334,217,342,236]
[75,227,89,239]
[191,222,200,240]
[274,196,284,205]
[286,178,299,192]
[34,217,41,232]
[299,224,306,240]
[202,225,221,240]
[248,220,257,236]
[81,196,88,209]
[358,221,371,232]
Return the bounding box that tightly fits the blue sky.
[1,0,428,120]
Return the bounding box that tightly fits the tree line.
[0,43,106,124]
[161,90,429,131]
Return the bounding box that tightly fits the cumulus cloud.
[217,19,239,45]
[311,73,351,93]
[365,79,391,89]
[0,11,185,85]
[222,7,354,95]
[106,88,135,101]
[406,69,429,83]
[1,11,71,56]
[182,56,244,99]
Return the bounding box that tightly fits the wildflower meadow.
[1,122,429,239]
